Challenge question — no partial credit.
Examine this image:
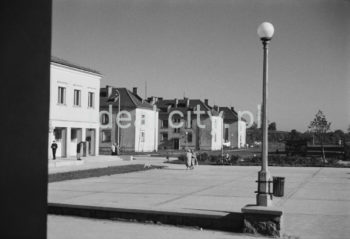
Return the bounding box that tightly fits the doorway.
[173,138,179,150]
[86,128,96,155]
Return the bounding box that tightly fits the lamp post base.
[241,204,283,237]
[257,170,272,206]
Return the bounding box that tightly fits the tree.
[268,122,276,131]
[289,129,301,140]
[308,110,331,162]
[333,130,345,145]
[348,125,350,134]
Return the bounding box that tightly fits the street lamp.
[115,89,121,151]
[257,22,274,206]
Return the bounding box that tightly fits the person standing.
[191,149,198,168]
[77,141,82,160]
[111,143,116,155]
[186,149,192,170]
[116,143,120,155]
[51,140,58,160]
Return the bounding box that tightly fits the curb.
[48,203,243,232]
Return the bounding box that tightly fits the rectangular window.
[161,133,168,141]
[88,92,94,108]
[162,120,168,128]
[225,128,229,141]
[74,89,81,106]
[58,87,66,104]
[174,128,180,133]
[140,131,145,142]
[101,130,111,143]
[141,115,146,125]
[187,132,192,143]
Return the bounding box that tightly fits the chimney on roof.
[151,96,158,105]
[175,98,179,107]
[106,85,113,97]
[231,107,235,112]
[204,99,208,106]
[185,97,190,107]
[132,87,138,95]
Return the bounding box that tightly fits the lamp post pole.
[115,89,121,151]
[257,22,274,206]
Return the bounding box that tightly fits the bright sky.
[52,0,350,132]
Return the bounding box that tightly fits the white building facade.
[210,115,224,150]
[99,86,158,153]
[49,57,102,158]
[134,107,159,152]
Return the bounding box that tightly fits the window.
[74,89,81,106]
[187,132,192,143]
[88,92,94,108]
[161,133,168,141]
[101,113,109,125]
[141,114,146,125]
[161,120,168,128]
[58,87,66,104]
[140,131,145,142]
[101,130,111,143]
[174,128,180,133]
[225,128,229,141]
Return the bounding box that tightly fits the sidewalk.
[48,156,350,238]
[48,215,264,239]
[48,155,167,174]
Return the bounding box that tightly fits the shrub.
[229,155,240,164]
[198,152,209,162]
[209,155,220,163]
[178,154,186,162]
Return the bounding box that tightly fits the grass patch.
[168,153,350,168]
[49,164,164,183]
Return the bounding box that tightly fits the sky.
[52,0,350,132]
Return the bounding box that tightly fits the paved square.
[48,157,350,238]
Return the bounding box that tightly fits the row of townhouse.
[99,88,246,153]
[48,57,246,158]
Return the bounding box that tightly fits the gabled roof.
[155,99,210,111]
[51,56,102,75]
[219,107,238,122]
[154,98,222,116]
[100,87,153,110]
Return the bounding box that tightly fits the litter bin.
[273,177,285,197]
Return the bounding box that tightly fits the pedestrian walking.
[51,140,58,160]
[191,149,198,168]
[186,149,192,169]
[224,153,230,165]
[116,143,120,155]
[77,141,82,160]
[111,143,116,155]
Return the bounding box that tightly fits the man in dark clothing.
[51,140,58,160]
[77,142,82,160]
